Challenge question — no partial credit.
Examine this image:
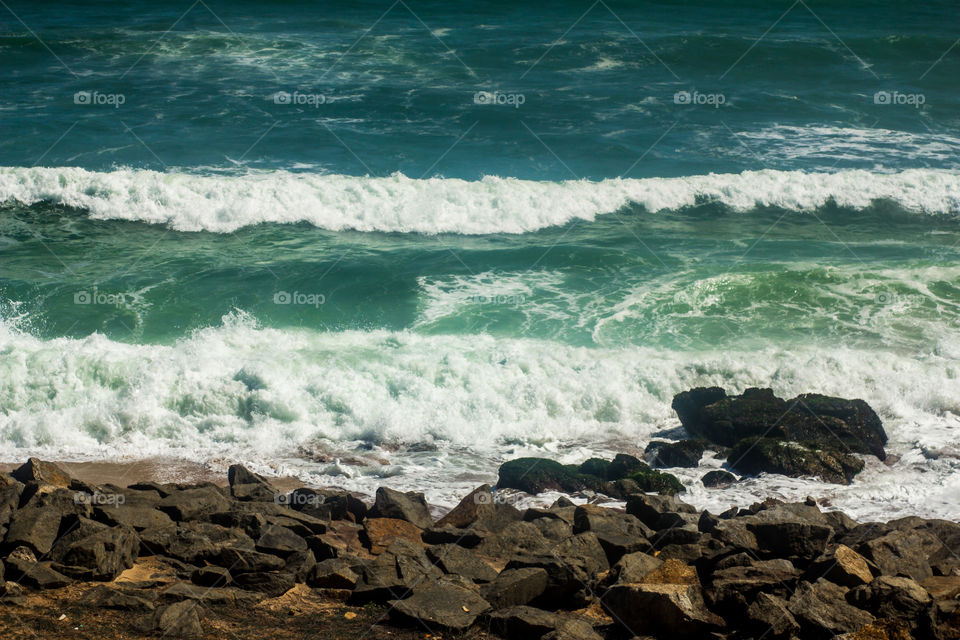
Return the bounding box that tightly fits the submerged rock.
[727,437,865,484]
[645,439,707,468]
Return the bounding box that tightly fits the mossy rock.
[644,439,707,468]
[726,437,864,485]
[578,458,611,479]
[626,463,686,495]
[497,457,606,494]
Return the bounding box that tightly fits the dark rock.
[308,558,359,589]
[436,484,495,528]
[369,487,433,529]
[857,530,933,581]
[625,493,697,529]
[350,539,442,604]
[612,551,663,583]
[578,458,611,479]
[745,592,800,639]
[701,470,737,488]
[283,549,316,582]
[3,505,62,555]
[477,521,551,560]
[227,464,277,502]
[389,581,491,632]
[505,533,608,603]
[4,546,73,589]
[482,567,549,609]
[427,543,498,583]
[709,558,799,608]
[787,579,875,639]
[160,581,265,605]
[498,457,604,494]
[485,606,567,638]
[0,475,23,529]
[149,601,203,639]
[603,582,725,637]
[215,546,286,573]
[11,458,72,488]
[542,619,603,640]
[572,504,652,563]
[318,491,368,523]
[847,576,932,625]
[728,437,864,484]
[787,393,887,460]
[94,489,174,531]
[255,524,308,558]
[422,525,484,548]
[53,523,139,581]
[157,486,231,521]
[608,453,647,480]
[81,584,156,611]
[191,565,231,587]
[645,440,706,468]
[139,521,253,564]
[747,506,835,560]
[232,571,295,596]
[672,387,728,435]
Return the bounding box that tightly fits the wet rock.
[227,464,277,502]
[157,486,231,521]
[436,484,495,528]
[603,582,725,637]
[645,440,706,468]
[498,457,604,494]
[389,581,491,632]
[806,543,875,586]
[787,579,875,639]
[482,567,549,608]
[786,393,887,460]
[701,470,737,488]
[572,504,652,563]
[427,543,498,583]
[363,517,424,554]
[191,565,231,587]
[11,458,72,488]
[149,601,203,639]
[255,523,308,558]
[728,437,864,484]
[745,592,800,639]
[672,387,728,437]
[369,487,433,529]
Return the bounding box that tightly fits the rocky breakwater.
[0,454,958,639]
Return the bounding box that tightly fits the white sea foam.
[0,311,958,520]
[1,167,959,234]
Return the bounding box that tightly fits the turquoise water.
[1,0,960,517]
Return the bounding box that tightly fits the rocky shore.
[0,388,957,639]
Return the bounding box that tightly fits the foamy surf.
[2,166,959,234]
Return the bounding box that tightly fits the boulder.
[603,582,725,637]
[157,486,231,521]
[139,521,253,564]
[625,493,697,529]
[701,470,737,488]
[645,440,706,468]
[542,619,603,640]
[477,521,551,560]
[191,565,231,587]
[482,567,549,608]
[308,558,360,589]
[81,584,156,611]
[363,517,423,554]
[485,605,566,638]
[806,544,875,586]
[149,601,203,639]
[727,437,864,484]
[232,571,296,596]
[227,464,277,502]
[160,581,265,605]
[350,539,442,604]
[709,558,799,607]
[282,549,316,582]
[369,487,433,529]
[95,489,174,531]
[572,504,652,562]
[11,458,72,488]
[4,546,73,589]
[505,533,609,603]
[215,546,286,573]
[436,484,495,528]
[255,524,308,558]
[787,393,887,460]
[427,543,498,583]
[498,457,604,494]
[53,523,139,581]
[745,592,801,639]
[389,580,491,632]
[0,475,23,529]
[3,505,62,555]
[787,579,875,639]
[747,506,835,560]
[857,530,933,581]
[847,576,932,624]
[611,552,663,583]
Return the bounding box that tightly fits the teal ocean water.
[2,0,960,518]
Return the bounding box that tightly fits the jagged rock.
[427,543,498,583]
[422,525,485,548]
[3,505,62,554]
[149,601,203,639]
[603,582,725,637]
[350,539,442,604]
[282,549,316,582]
[4,546,73,589]
[482,567,549,608]
[786,393,887,460]
[806,544,875,586]
[232,571,295,596]
[255,524,308,557]
[572,504,652,562]
[729,437,864,484]
[160,581,265,605]
[215,546,286,573]
[921,575,960,600]
[11,458,72,488]
[787,579,875,639]
[645,440,706,468]
[389,581,491,632]
[611,552,663,583]
[747,506,835,560]
[319,491,368,523]
[709,558,798,607]
[53,523,139,581]
[745,592,800,639]
[227,464,277,502]
[857,530,933,581]
[0,475,23,529]
[189,566,230,587]
[369,487,433,529]
[81,584,156,611]
[157,486,231,521]
[505,533,609,602]
[95,489,174,530]
[625,493,697,529]
[639,558,699,585]
[847,576,932,624]
[308,558,360,589]
[436,484,495,528]
[701,470,737,488]
[477,520,551,559]
[485,606,565,638]
[139,521,254,564]
[363,517,424,554]
[542,619,603,640]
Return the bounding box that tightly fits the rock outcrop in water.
[1,457,958,640]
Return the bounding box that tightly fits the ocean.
[1,0,959,520]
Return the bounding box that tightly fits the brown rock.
[436,484,495,528]
[788,579,875,638]
[11,458,72,488]
[639,558,698,585]
[363,517,423,554]
[807,543,875,587]
[603,582,725,637]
